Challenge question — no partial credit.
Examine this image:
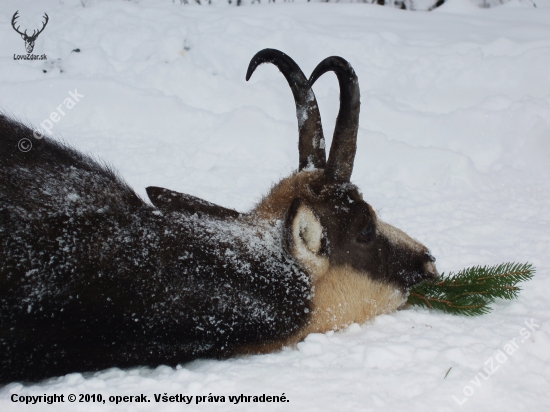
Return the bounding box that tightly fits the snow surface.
[1,0,549,410]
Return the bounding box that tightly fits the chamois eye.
[357,223,375,243]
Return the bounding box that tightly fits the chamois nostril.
[425,252,436,262]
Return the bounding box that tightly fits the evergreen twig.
[407,262,534,316]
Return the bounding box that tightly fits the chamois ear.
[284,198,329,279]
[146,186,241,219]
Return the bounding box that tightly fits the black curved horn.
[246,49,326,170]
[308,56,360,183]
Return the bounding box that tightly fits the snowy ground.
[1,0,550,410]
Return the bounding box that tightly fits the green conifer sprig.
[407,262,534,316]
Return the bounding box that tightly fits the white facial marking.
[304,265,407,336]
[377,220,424,253]
[377,220,438,277]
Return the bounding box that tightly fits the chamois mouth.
[404,251,439,288]
[398,266,439,291]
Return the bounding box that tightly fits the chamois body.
[0,49,438,384]
[0,116,311,383]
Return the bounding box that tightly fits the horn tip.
[245,59,259,81]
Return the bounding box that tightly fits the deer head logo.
[11,11,49,54]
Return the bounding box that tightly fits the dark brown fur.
[146,186,240,219]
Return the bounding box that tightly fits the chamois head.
[245,50,437,287]
[148,49,438,336]
[246,50,438,335]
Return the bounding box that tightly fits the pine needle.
[407,262,534,316]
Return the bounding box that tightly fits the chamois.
[0,49,437,384]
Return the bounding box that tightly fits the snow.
[1,0,549,410]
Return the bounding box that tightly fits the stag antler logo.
[11,11,49,54]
